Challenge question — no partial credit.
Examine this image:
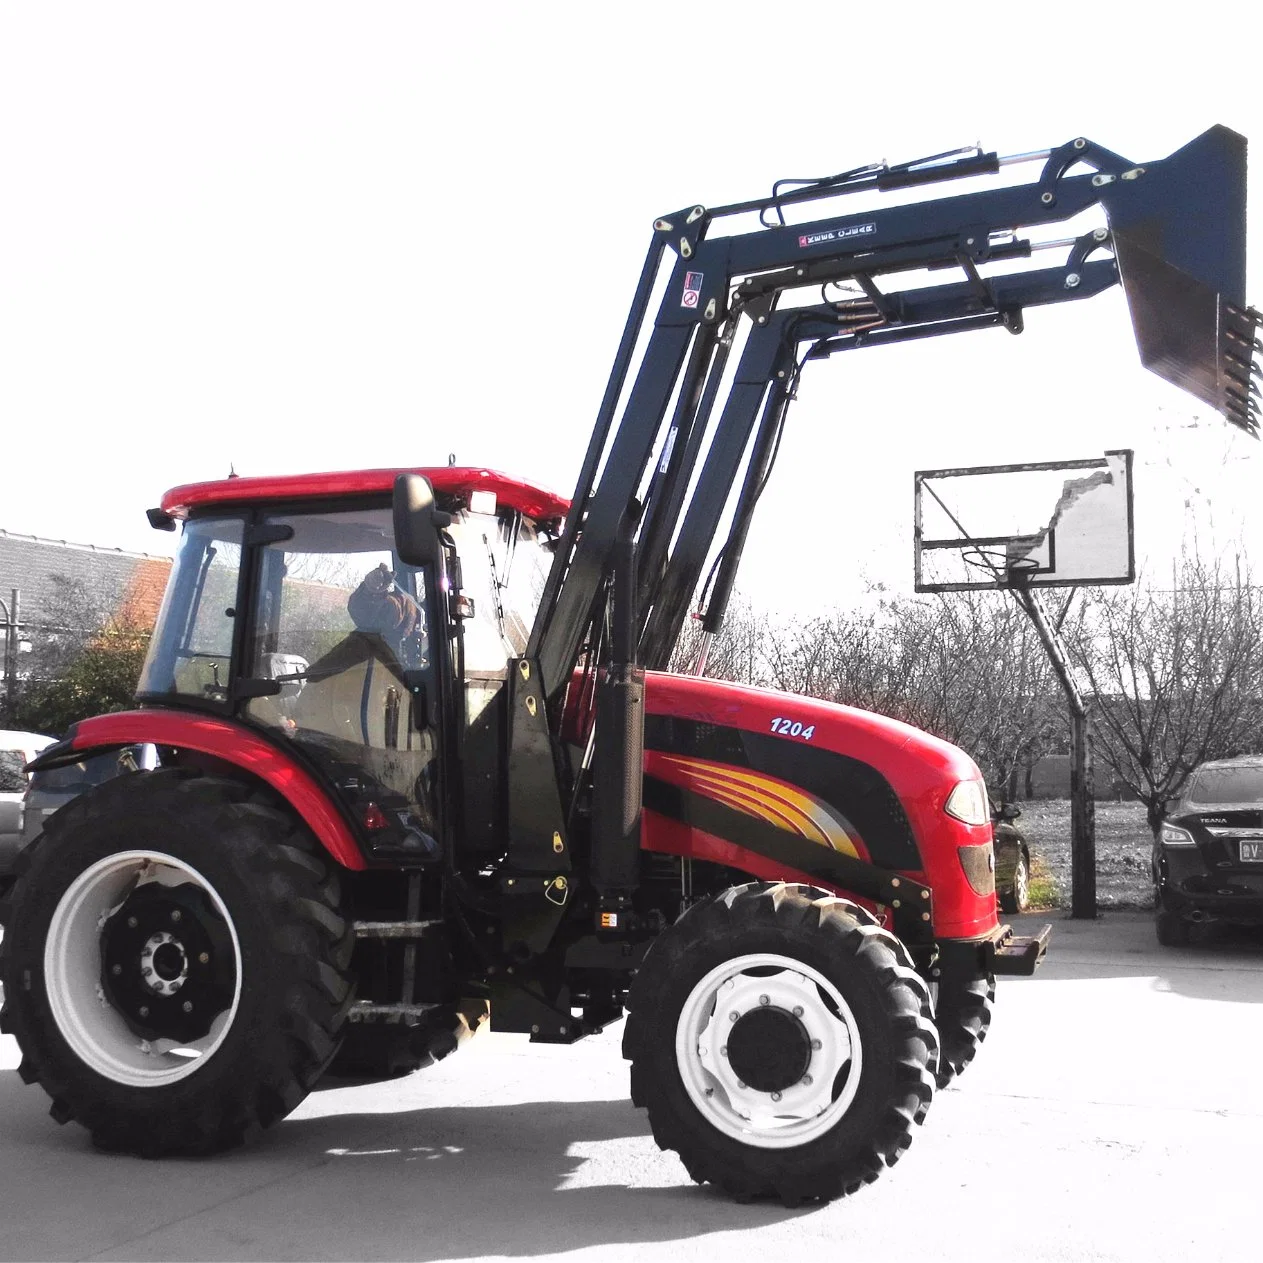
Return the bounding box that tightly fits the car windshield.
[1186,765,1263,805]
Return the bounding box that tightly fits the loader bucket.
[1102,124,1259,435]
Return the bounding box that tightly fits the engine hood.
[642,671,982,793]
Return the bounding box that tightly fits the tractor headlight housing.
[944,779,989,827]
[1159,823,1197,848]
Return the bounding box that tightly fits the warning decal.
[681,271,704,308]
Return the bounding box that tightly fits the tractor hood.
[641,671,982,816]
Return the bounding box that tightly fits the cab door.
[243,505,445,860]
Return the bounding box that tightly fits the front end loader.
[1,123,1254,1204]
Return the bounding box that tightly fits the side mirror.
[393,474,451,569]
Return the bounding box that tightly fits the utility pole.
[0,588,18,724]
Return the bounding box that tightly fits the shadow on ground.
[0,1073,812,1261]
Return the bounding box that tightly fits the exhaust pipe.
[1102,125,1258,435]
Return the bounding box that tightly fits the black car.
[1153,756,1263,946]
[991,799,1031,914]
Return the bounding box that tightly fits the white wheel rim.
[1014,859,1029,908]
[44,851,242,1088]
[675,952,863,1150]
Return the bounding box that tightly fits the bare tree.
[704,588,1066,792]
[1070,548,1263,832]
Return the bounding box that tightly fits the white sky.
[2,2,1261,613]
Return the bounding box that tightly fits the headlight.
[1159,823,1197,848]
[945,779,989,826]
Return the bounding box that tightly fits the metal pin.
[1065,273,1081,288]
[1041,191,1054,205]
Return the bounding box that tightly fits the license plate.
[1242,841,1263,863]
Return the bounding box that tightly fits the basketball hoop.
[960,548,1041,586]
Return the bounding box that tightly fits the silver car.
[0,731,55,886]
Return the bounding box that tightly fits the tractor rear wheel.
[623,883,938,1205]
[0,769,354,1156]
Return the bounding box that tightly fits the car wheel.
[999,851,1030,914]
[1155,906,1191,947]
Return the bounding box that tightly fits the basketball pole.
[1011,578,1097,919]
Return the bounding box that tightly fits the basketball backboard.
[914,450,1134,592]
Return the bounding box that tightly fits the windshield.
[1186,765,1263,805]
[137,517,244,705]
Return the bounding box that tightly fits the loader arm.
[527,124,1256,704]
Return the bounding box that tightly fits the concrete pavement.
[1,912,1261,1262]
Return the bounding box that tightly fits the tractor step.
[351,920,443,939]
[347,1001,440,1023]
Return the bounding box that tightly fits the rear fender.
[27,710,366,871]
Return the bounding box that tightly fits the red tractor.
[1,125,1255,1204]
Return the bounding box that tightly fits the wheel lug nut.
[729,1011,739,1022]
[759,994,770,1006]
[139,1005,149,1018]
[811,1039,822,1050]
[792,1006,804,1017]
[127,916,138,928]
[182,1001,193,1013]
[802,1074,813,1086]
[198,952,210,965]
[170,910,182,923]
[720,1046,728,1057]
[111,964,122,976]
[736,1081,747,1090]
[771,1091,782,1102]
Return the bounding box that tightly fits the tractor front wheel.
[0,769,354,1156]
[623,883,938,1205]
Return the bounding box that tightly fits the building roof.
[160,466,571,524]
[0,530,172,629]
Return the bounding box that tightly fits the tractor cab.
[140,467,566,863]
